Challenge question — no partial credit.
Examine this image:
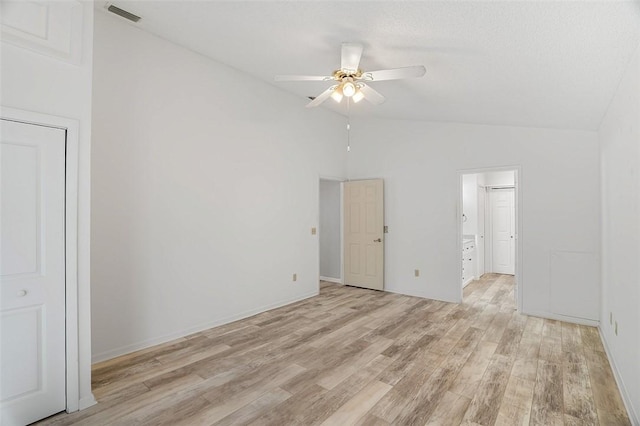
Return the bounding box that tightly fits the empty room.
[1,1,639,425]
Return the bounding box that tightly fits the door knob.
[17,289,28,297]
[374,238,382,242]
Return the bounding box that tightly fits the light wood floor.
[38,274,630,425]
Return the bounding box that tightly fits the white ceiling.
[99,1,640,131]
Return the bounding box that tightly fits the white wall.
[91,12,347,361]
[599,41,640,424]
[347,119,600,323]
[1,1,95,409]
[319,179,342,280]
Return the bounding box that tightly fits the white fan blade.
[361,65,426,81]
[275,75,333,82]
[341,43,363,73]
[306,86,335,108]
[359,84,385,105]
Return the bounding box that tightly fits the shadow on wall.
[319,179,342,283]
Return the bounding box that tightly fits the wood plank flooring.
[37,274,630,425]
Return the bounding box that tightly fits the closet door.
[1,119,67,425]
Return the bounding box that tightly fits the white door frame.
[318,175,345,285]
[457,166,522,311]
[1,106,82,412]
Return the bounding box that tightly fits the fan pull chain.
[346,97,351,152]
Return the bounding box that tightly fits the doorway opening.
[319,178,343,288]
[459,168,520,310]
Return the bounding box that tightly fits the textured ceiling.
[98,1,640,130]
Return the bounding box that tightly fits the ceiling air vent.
[107,4,141,22]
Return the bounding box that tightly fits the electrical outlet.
[311,227,317,235]
[384,226,389,233]
[414,269,420,277]
[292,273,297,282]
[615,321,618,336]
[610,312,613,325]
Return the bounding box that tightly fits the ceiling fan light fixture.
[342,81,356,97]
[352,89,364,103]
[331,86,344,103]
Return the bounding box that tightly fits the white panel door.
[1,119,66,426]
[477,185,486,277]
[344,179,384,290]
[490,188,515,275]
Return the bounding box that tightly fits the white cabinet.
[462,239,476,287]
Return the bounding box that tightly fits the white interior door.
[1,119,67,426]
[477,185,486,277]
[490,188,515,275]
[344,179,384,290]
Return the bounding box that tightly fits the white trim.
[598,327,639,424]
[457,165,522,309]
[522,309,600,327]
[318,174,345,182]
[384,286,456,304]
[340,182,344,289]
[78,396,98,411]
[92,290,319,363]
[486,185,515,190]
[0,106,95,412]
[320,276,343,284]
[514,168,522,312]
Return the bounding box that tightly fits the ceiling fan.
[275,43,426,108]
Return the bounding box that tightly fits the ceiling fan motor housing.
[333,69,363,80]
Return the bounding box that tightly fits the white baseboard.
[521,309,599,327]
[598,326,639,425]
[320,276,342,284]
[383,286,458,304]
[462,276,475,288]
[91,290,319,363]
[78,395,97,411]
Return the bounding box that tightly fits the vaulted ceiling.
[98,1,640,131]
